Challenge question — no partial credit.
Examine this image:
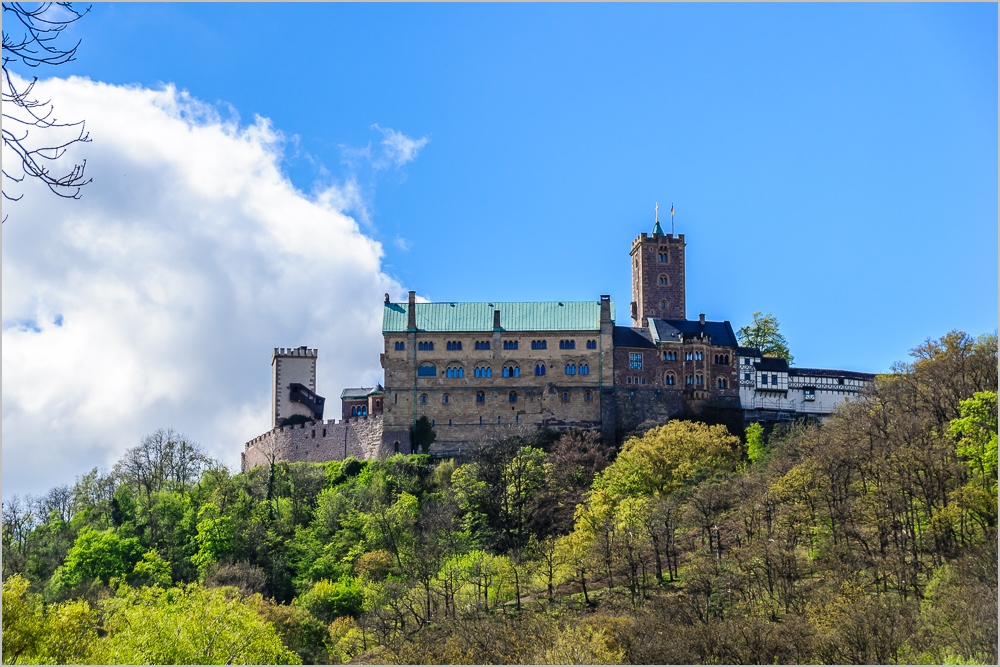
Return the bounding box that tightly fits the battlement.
[273,346,317,358]
[632,232,685,250]
[242,414,388,471]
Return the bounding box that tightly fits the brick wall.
[630,233,686,324]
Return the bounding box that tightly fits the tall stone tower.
[271,346,325,427]
[630,215,686,326]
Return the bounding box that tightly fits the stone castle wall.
[241,415,387,471]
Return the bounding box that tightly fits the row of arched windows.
[445,366,465,378]
[419,389,595,407]
[474,366,493,378]
[350,405,368,416]
[565,363,590,375]
[714,354,730,365]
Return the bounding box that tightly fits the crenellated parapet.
[241,414,389,471]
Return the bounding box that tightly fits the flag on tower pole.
[670,203,674,235]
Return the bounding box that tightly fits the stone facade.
[272,347,320,427]
[241,415,386,471]
[379,294,616,454]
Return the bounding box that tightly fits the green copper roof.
[652,218,665,236]
[382,300,615,333]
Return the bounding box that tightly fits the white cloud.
[1,75,405,497]
[340,125,429,173]
[373,124,429,168]
[394,236,410,252]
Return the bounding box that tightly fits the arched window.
[565,363,576,375]
[685,375,693,385]
[502,366,508,377]
[486,367,493,378]
[717,377,727,389]
[476,391,485,403]
[696,374,703,385]
[660,300,666,309]
[474,367,481,378]
[418,363,437,377]
[509,391,517,403]
[562,391,570,402]
[351,406,357,416]
[443,394,450,404]
[665,373,675,385]
[420,393,428,404]
[585,390,592,402]
[658,274,669,286]
[535,363,546,376]
[579,363,589,375]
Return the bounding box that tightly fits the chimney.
[493,309,501,330]
[630,301,637,323]
[599,295,611,323]
[407,291,417,330]
[699,313,706,325]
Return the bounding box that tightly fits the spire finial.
[651,201,665,236]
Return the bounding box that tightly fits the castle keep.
[242,216,874,470]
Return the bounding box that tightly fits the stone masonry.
[241,415,387,471]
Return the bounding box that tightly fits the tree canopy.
[737,311,794,362]
[2,329,996,665]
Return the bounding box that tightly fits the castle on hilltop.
[242,215,875,471]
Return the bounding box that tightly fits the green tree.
[411,416,436,454]
[2,573,99,664]
[191,502,236,576]
[737,311,794,363]
[130,548,173,587]
[297,576,365,623]
[97,583,301,664]
[950,391,998,491]
[594,420,741,499]
[50,526,145,589]
[745,422,767,464]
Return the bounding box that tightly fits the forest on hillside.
[3,330,997,665]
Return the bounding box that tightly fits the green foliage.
[5,336,997,665]
[2,573,99,665]
[53,526,145,588]
[297,576,365,623]
[594,420,741,499]
[410,415,436,454]
[745,421,767,464]
[279,414,311,427]
[98,583,301,664]
[191,502,236,576]
[950,391,998,490]
[130,548,173,587]
[737,310,794,363]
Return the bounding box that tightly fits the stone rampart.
[241,415,387,471]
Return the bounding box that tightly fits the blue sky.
[2,3,996,496]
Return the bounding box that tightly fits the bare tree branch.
[2,2,92,217]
